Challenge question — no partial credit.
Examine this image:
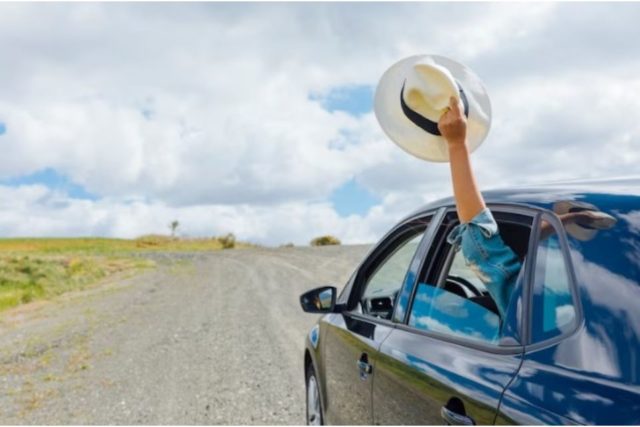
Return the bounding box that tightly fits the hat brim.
[374,55,492,162]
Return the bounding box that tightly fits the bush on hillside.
[310,235,341,246]
[219,233,236,249]
[135,234,173,248]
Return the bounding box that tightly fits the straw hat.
[374,54,492,162]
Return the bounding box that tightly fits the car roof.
[407,176,640,219]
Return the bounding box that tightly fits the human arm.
[438,96,520,317]
[438,96,485,223]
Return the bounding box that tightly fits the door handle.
[441,405,475,425]
[357,353,372,380]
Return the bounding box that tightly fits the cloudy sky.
[1,2,639,245]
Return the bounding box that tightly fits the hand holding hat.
[375,54,491,162]
[438,96,467,148]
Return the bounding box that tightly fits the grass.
[0,235,255,313]
[0,235,255,255]
[0,255,149,312]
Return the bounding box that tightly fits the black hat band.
[400,80,469,136]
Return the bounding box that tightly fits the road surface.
[0,245,370,424]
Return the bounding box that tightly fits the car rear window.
[531,220,577,343]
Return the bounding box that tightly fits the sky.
[0,2,639,245]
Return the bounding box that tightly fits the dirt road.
[0,245,370,424]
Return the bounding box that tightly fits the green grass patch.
[0,255,151,312]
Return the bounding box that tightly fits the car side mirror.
[300,286,339,313]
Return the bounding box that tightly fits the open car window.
[407,208,533,346]
[409,247,504,343]
[409,281,502,343]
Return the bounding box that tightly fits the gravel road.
[0,245,370,425]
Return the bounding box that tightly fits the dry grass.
[0,236,255,255]
[0,235,256,313]
[310,235,341,246]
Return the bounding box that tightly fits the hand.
[438,96,467,147]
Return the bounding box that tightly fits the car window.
[358,225,427,320]
[409,248,503,344]
[531,216,577,342]
[408,212,531,345]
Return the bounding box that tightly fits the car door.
[372,207,535,425]
[494,212,583,425]
[320,211,439,425]
[495,211,640,425]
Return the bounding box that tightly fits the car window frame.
[523,210,584,350]
[396,203,542,355]
[344,208,444,326]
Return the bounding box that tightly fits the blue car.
[300,178,640,425]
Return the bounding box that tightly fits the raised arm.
[438,96,485,223]
[438,99,522,318]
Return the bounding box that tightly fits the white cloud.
[0,184,403,245]
[0,3,639,243]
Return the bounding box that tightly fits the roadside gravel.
[0,245,370,425]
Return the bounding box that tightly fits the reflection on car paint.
[374,328,521,425]
[409,283,501,343]
[309,324,319,349]
[531,232,577,342]
[500,191,640,424]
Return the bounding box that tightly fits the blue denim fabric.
[447,208,522,317]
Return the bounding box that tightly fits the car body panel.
[320,312,394,425]
[373,327,523,425]
[499,346,640,425]
[498,186,640,425]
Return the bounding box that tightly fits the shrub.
[135,234,173,248]
[310,235,341,246]
[219,233,236,249]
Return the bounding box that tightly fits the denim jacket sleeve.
[447,208,522,317]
